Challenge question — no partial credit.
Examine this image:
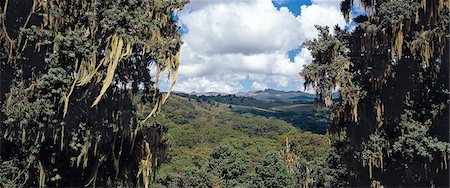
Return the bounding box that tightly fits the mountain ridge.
[175,89,319,102]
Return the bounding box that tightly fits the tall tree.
[301,0,449,186]
[207,145,251,187]
[0,0,187,187]
[254,153,294,188]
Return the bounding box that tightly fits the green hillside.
[175,93,330,134]
[148,95,331,187]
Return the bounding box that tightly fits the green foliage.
[254,153,294,188]
[302,0,450,186]
[0,0,187,187]
[278,131,331,163]
[180,93,331,133]
[153,95,332,187]
[392,109,450,160]
[293,142,349,188]
[301,26,364,123]
[156,168,212,188]
[207,145,251,187]
[0,159,25,187]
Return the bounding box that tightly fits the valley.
[149,92,333,187]
[175,89,331,134]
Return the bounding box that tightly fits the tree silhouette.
[301,0,449,186]
[0,0,187,187]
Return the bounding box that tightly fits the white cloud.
[179,1,302,55]
[184,0,254,11]
[175,77,242,93]
[311,0,343,9]
[251,81,268,91]
[294,48,313,70]
[173,0,346,93]
[297,4,346,40]
[248,73,266,82]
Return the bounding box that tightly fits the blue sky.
[272,0,311,16]
[164,0,349,93]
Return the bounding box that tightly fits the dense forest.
[151,94,331,187]
[176,92,330,133]
[301,0,450,186]
[1,0,449,187]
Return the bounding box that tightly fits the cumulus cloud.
[251,81,268,91]
[175,77,242,93]
[297,3,346,39]
[294,48,313,70]
[173,0,346,93]
[179,1,301,55]
[311,0,343,8]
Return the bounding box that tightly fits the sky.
[167,0,350,94]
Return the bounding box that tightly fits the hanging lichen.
[301,26,364,124]
[341,0,376,23]
[301,0,450,186]
[137,140,152,188]
[371,180,384,188]
[38,161,45,188]
[2,0,184,121]
[279,137,300,173]
[391,23,404,60]
[303,166,314,188]
[362,132,388,179]
[0,0,187,187]
[375,98,384,127]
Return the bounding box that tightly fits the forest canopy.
[301,0,450,186]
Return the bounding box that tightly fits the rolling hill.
[174,91,330,134]
[149,94,331,187]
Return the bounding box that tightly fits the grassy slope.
[174,93,330,134]
[151,95,331,184]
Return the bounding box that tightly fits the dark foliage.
[0,0,187,187]
[302,0,450,186]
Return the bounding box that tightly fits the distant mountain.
[236,89,316,102]
[189,91,229,96]
[179,89,338,102]
[179,89,316,101]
